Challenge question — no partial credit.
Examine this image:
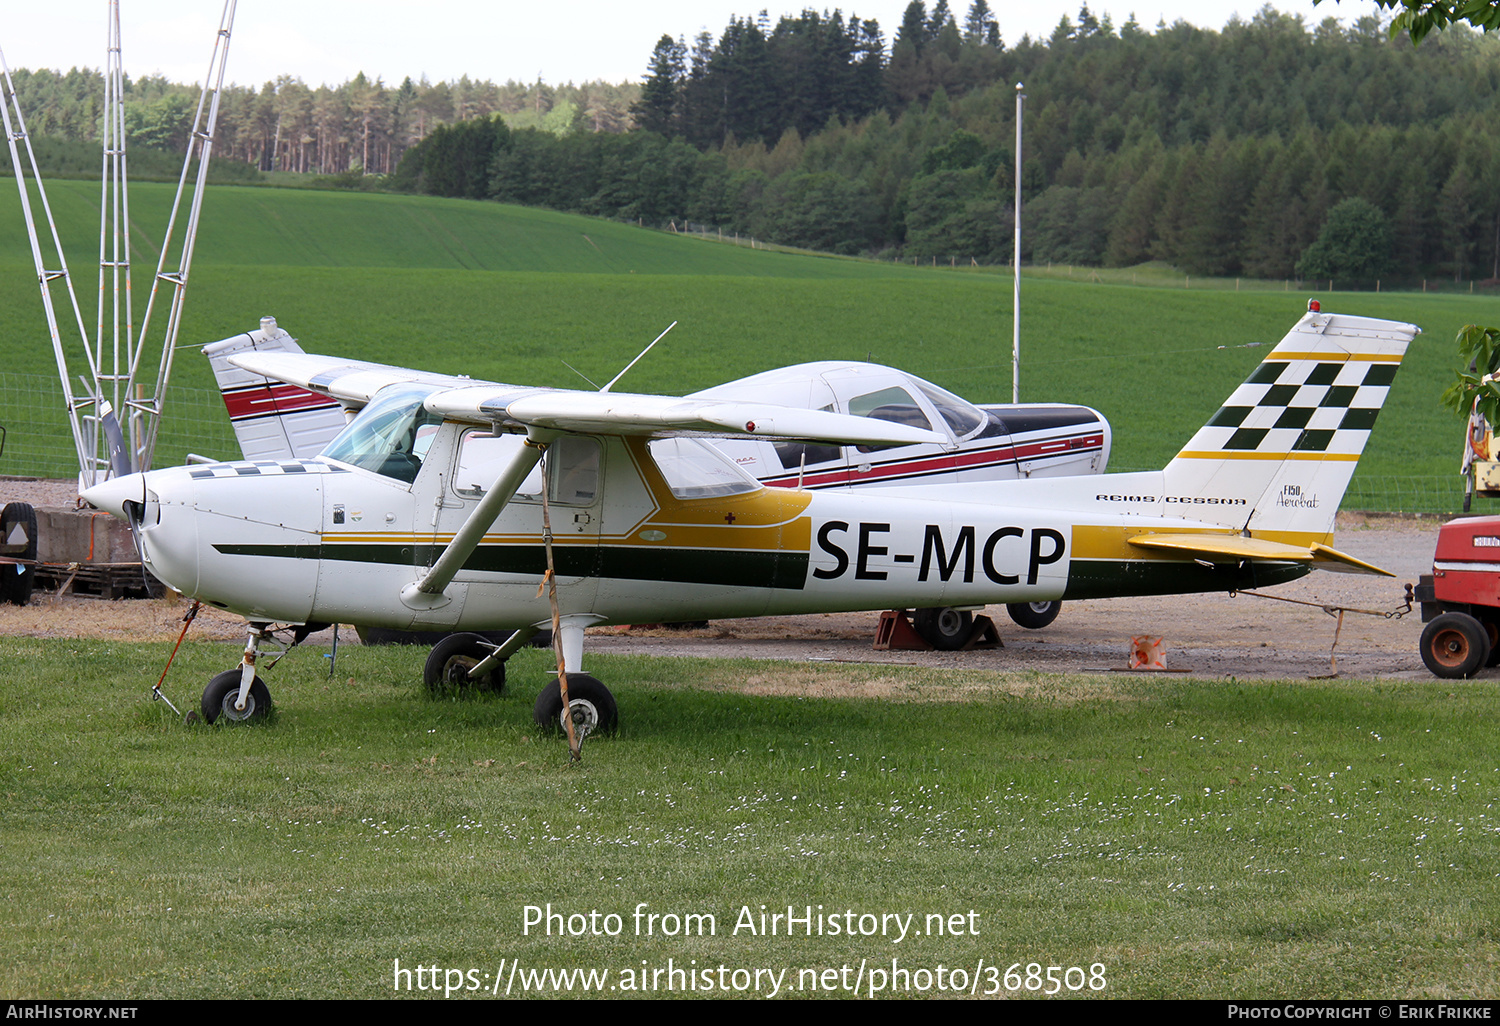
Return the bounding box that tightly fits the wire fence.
[1341,474,1468,516]
[0,373,238,481]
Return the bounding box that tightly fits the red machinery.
[1416,515,1500,677]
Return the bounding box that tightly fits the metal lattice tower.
[1,0,237,489]
[0,41,97,483]
[96,0,133,482]
[131,0,238,475]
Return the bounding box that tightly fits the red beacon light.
[1308,299,1321,313]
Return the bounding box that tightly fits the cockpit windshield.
[321,384,445,483]
[913,380,985,438]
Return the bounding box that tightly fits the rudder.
[202,317,347,461]
[1160,308,1417,543]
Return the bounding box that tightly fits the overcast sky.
[7,1,1387,88]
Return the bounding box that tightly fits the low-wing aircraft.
[85,306,1416,738]
[203,320,1110,641]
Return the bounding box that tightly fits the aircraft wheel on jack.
[1420,612,1491,679]
[423,633,505,693]
[1007,600,1062,630]
[201,669,272,724]
[912,607,972,650]
[534,674,618,736]
[0,501,37,606]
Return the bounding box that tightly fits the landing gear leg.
[202,622,275,724]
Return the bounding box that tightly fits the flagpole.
[1013,81,1024,405]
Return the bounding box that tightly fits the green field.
[0,181,1495,496]
[0,181,1495,498]
[2,637,1498,999]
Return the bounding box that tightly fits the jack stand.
[874,610,1003,651]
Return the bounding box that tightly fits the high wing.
[228,350,948,448]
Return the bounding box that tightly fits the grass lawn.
[2,636,1497,998]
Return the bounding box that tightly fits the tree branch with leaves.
[1441,325,1500,428]
[1317,1,1500,44]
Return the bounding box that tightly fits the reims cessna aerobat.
[203,322,1112,643]
[84,306,1416,737]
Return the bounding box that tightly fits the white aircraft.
[202,320,1110,641]
[85,306,1415,738]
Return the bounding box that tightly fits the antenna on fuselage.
[600,321,677,393]
[560,360,601,390]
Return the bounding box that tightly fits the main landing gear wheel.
[0,501,37,606]
[1420,612,1491,679]
[912,607,972,650]
[533,674,618,737]
[201,669,272,724]
[1007,600,1062,630]
[423,632,506,693]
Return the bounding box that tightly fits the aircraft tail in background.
[1159,308,1417,541]
[202,318,347,462]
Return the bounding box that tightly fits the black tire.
[423,632,505,693]
[1420,612,1491,679]
[1477,615,1500,668]
[533,673,618,736]
[1007,600,1062,630]
[201,669,272,724]
[912,607,973,650]
[0,501,37,606]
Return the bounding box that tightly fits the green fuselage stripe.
[213,542,811,591]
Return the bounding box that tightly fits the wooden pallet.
[36,561,161,599]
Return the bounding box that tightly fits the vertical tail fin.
[1161,309,1418,542]
[202,318,347,461]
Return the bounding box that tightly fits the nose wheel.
[200,622,278,724]
[202,669,272,723]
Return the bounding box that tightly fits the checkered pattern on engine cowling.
[187,459,349,480]
[1195,357,1399,456]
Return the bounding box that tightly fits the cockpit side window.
[453,432,600,506]
[322,385,445,483]
[848,386,933,453]
[847,386,933,432]
[647,437,761,499]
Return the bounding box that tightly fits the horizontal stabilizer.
[1127,533,1392,576]
[1308,542,1394,576]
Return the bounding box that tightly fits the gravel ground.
[0,475,1453,681]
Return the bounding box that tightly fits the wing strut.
[400,429,555,609]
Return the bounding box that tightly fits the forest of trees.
[15,3,1500,284]
[4,67,638,176]
[389,3,1500,284]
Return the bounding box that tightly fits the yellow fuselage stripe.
[1173,451,1361,461]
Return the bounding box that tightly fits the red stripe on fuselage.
[222,383,340,421]
[759,433,1105,489]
